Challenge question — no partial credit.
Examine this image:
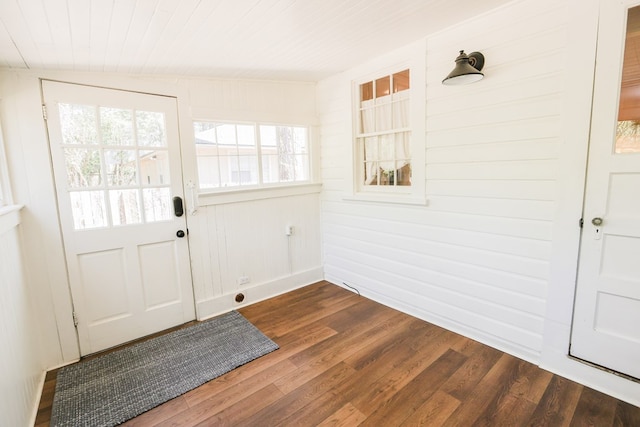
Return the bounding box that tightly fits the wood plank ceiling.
[0,0,512,81]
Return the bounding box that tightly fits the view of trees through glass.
[193,121,309,190]
[58,103,171,229]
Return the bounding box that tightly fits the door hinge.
[579,218,584,228]
[41,104,48,121]
[72,311,78,327]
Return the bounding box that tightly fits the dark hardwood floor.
[36,281,640,426]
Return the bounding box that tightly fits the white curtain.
[361,90,410,184]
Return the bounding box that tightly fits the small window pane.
[109,189,141,226]
[64,148,102,188]
[260,125,277,147]
[216,124,236,145]
[100,107,133,146]
[237,155,258,185]
[70,190,107,230]
[295,154,310,181]
[376,76,390,98]
[219,156,236,187]
[361,81,373,102]
[142,188,171,222]
[136,111,166,147]
[237,125,256,147]
[59,104,98,145]
[293,127,308,153]
[139,150,169,186]
[197,156,221,188]
[104,149,138,186]
[393,69,410,92]
[262,155,278,183]
[616,121,640,153]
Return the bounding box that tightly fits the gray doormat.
[51,311,278,427]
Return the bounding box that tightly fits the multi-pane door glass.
[616,6,640,154]
[193,121,310,189]
[59,103,171,230]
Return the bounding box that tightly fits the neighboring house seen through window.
[193,121,310,190]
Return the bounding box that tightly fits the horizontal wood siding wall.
[0,212,43,426]
[319,0,568,362]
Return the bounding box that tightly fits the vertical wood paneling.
[181,76,322,318]
[318,0,568,362]
[191,192,322,316]
[0,220,43,427]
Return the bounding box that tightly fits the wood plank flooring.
[36,281,640,426]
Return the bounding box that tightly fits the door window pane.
[616,6,640,153]
[70,191,107,229]
[104,149,138,186]
[109,189,141,226]
[59,104,98,145]
[64,148,102,188]
[139,150,169,186]
[136,111,166,147]
[100,107,133,146]
[143,188,171,222]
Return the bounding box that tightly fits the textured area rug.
[51,311,278,427]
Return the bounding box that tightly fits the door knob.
[591,217,603,226]
[176,230,186,238]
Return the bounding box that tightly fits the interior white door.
[42,81,195,356]
[570,0,640,379]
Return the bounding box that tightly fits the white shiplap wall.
[0,209,43,427]
[319,0,568,363]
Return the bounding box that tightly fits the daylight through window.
[193,122,310,190]
[357,69,411,188]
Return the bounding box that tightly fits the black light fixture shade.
[442,50,485,85]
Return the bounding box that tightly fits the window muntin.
[58,103,172,230]
[357,69,411,188]
[193,121,310,190]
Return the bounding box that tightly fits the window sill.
[0,204,24,235]
[343,193,428,207]
[198,183,322,207]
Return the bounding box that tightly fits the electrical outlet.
[285,225,294,236]
[237,276,250,285]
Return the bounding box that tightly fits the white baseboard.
[196,267,324,321]
[30,370,47,427]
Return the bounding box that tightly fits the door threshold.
[568,353,640,384]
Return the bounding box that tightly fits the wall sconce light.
[442,50,485,85]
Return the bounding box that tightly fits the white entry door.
[43,81,195,356]
[571,1,640,379]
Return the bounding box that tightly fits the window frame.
[192,119,315,194]
[349,56,426,205]
[0,121,12,208]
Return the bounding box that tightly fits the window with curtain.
[357,69,411,188]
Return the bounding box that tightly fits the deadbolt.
[591,217,603,226]
[176,230,186,238]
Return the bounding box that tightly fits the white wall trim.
[198,183,322,206]
[0,204,23,235]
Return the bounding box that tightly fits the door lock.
[176,230,186,238]
[591,217,603,226]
